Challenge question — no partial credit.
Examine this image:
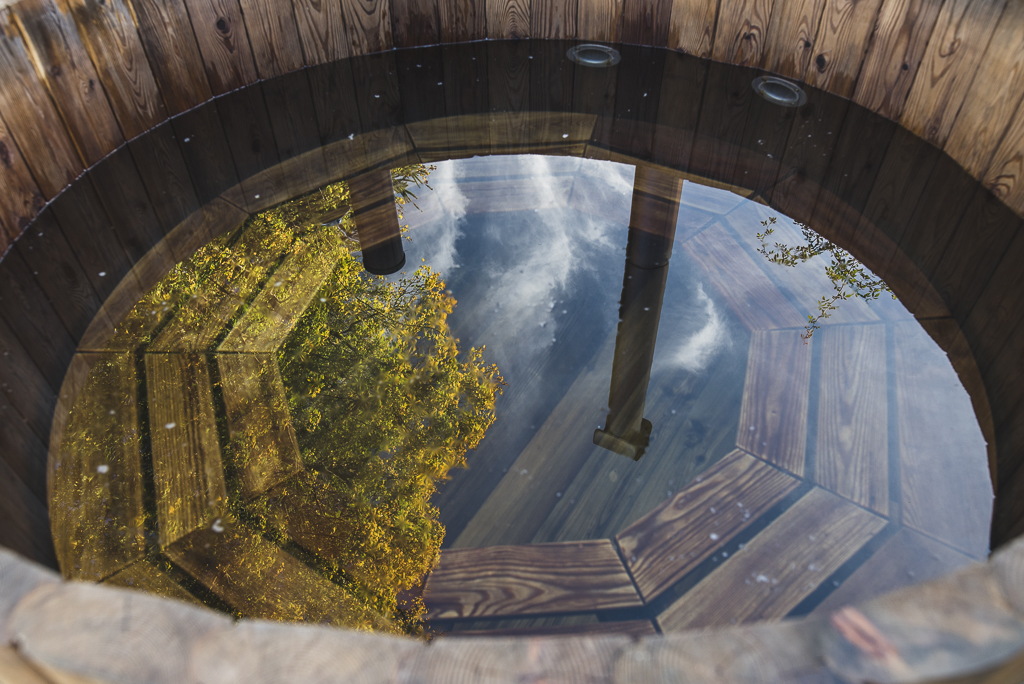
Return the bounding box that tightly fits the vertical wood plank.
[88,145,166,263]
[621,0,672,46]
[577,0,623,43]
[215,83,281,212]
[127,120,201,233]
[66,0,167,139]
[946,0,1024,178]
[291,0,349,64]
[711,0,774,67]
[816,324,889,515]
[982,107,1024,216]
[0,312,59,437]
[0,115,45,238]
[650,51,707,172]
[900,0,1006,147]
[737,329,812,475]
[668,0,719,58]
[438,0,485,42]
[760,0,824,80]
[341,0,393,55]
[0,452,55,568]
[238,0,304,78]
[171,102,241,204]
[262,70,328,192]
[127,0,212,115]
[306,59,362,145]
[391,0,439,46]
[0,366,50,503]
[851,0,942,120]
[12,0,124,164]
[803,0,885,98]
[487,0,529,38]
[182,0,259,95]
[531,0,575,39]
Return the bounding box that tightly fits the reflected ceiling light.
[567,44,621,67]
[752,76,807,107]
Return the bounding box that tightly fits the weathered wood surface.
[486,0,528,39]
[290,0,348,64]
[815,324,889,515]
[0,114,45,241]
[217,353,302,499]
[88,146,166,264]
[711,0,773,67]
[617,450,800,601]
[803,0,884,99]
[181,0,257,95]
[438,0,485,42]
[341,0,392,56]
[391,0,439,46]
[658,487,886,631]
[736,329,812,475]
[760,0,822,81]
[422,540,642,620]
[667,0,716,58]
[237,0,303,78]
[50,353,142,581]
[145,353,227,547]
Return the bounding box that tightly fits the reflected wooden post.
[348,168,406,275]
[594,166,682,461]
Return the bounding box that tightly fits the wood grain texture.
[487,0,529,39]
[0,447,54,568]
[761,0,824,80]
[0,105,45,238]
[390,0,438,46]
[982,103,1024,216]
[621,0,671,46]
[736,329,812,475]
[0,313,58,439]
[812,527,974,614]
[214,84,280,212]
[851,0,942,120]
[668,0,718,58]
[66,0,166,139]
[126,121,200,234]
[894,321,992,558]
[657,487,886,630]
[900,0,1006,147]
[815,324,889,515]
[102,561,203,604]
[88,144,165,264]
[291,0,348,64]
[341,0,392,55]
[218,353,302,499]
[171,102,240,204]
[438,0,484,42]
[617,450,800,601]
[145,353,227,547]
[683,223,806,332]
[577,0,623,42]
[50,353,142,581]
[944,0,1024,180]
[711,0,773,67]
[803,0,884,98]
[12,0,124,163]
[126,0,211,115]
[447,620,658,637]
[423,540,642,619]
[0,376,49,503]
[182,0,258,94]
[238,0,304,78]
[531,0,575,39]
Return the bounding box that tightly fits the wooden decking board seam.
[885,322,903,526]
[804,328,822,481]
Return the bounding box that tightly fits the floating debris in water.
[96,464,109,474]
[164,422,176,429]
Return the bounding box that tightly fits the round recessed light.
[567,44,621,68]
[752,76,807,107]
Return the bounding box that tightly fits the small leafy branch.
[756,216,895,341]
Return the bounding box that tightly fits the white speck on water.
[254,194,260,199]
[183,137,191,143]
[562,133,569,138]
[556,492,562,497]
[437,82,442,86]
[211,518,225,533]
[709,507,716,513]
[109,409,116,415]
[669,556,675,561]
[374,94,380,98]
[722,551,728,558]
[561,310,567,314]
[96,464,109,474]
[737,502,743,508]
[274,281,283,287]
[348,133,355,140]
[833,580,840,587]
[552,337,556,342]
[38,232,43,237]
[520,469,528,475]
[808,563,819,571]
[767,153,773,158]
[710,533,719,541]
[98,271,107,277]
[756,574,769,583]
[643,92,647,97]
[631,555,636,562]
[164,422,176,429]
[808,535,816,541]
[671,409,676,414]
[695,476,703,483]
[749,425,756,431]
[540,322,546,327]
[737,543,745,550]
[745,578,751,585]
[320,298,327,302]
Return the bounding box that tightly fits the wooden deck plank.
[657,487,887,631]
[171,102,240,205]
[0,114,45,239]
[146,353,227,547]
[894,321,992,558]
[102,560,204,605]
[531,0,574,39]
[166,515,375,625]
[127,121,201,234]
[290,0,348,65]
[620,0,671,46]
[667,0,718,58]
[423,540,641,620]
[238,0,304,78]
[88,145,167,263]
[815,325,889,515]
[447,619,658,638]
[341,0,392,56]
[218,353,302,499]
[0,314,57,439]
[50,353,143,581]
[438,0,483,42]
[128,0,212,115]
[576,0,621,43]
[182,0,258,95]
[711,0,773,67]
[0,373,49,503]
[0,447,54,568]
[12,0,124,163]
[682,223,806,332]
[736,329,812,475]
[899,0,1006,147]
[215,85,282,213]
[617,450,801,602]
[67,0,167,139]
[811,527,975,614]
[217,231,343,353]
[0,10,82,197]
[486,0,528,39]
[761,0,824,81]
[852,0,942,120]
[803,0,884,99]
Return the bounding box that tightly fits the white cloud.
[665,282,728,373]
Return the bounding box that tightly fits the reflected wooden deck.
[422,540,642,620]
